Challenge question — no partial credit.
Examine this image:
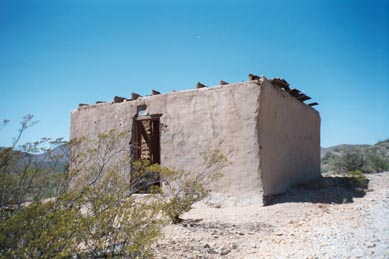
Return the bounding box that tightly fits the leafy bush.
[161,149,227,223]
[0,116,227,258]
[334,151,365,174]
[345,169,368,191]
[365,153,389,173]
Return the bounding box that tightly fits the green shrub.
[1,118,228,258]
[344,170,368,192]
[334,151,365,174]
[155,149,227,224]
[365,153,389,173]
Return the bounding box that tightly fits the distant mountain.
[0,144,70,201]
[34,144,69,164]
[0,144,69,172]
[321,144,371,158]
[321,139,389,158]
[32,144,70,172]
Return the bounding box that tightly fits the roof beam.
[271,78,290,92]
[248,74,260,81]
[151,90,161,95]
[297,95,311,102]
[131,92,141,100]
[196,82,207,89]
[220,80,229,85]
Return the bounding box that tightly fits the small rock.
[208,249,218,254]
[219,247,231,256]
[203,244,210,249]
[231,243,238,250]
[238,232,245,236]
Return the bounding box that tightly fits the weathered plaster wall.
[70,100,137,154]
[158,83,263,206]
[70,79,321,206]
[71,82,264,206]
[71,102,132,139]
[258,80,321,196]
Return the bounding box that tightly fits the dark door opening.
[132,116,161,192]
[134,118,160,164]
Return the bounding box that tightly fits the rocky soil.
[154,172,389,259]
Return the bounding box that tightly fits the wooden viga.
[270,78,318,107]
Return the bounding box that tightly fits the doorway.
[134,117,160,164]
[132,116,161,193]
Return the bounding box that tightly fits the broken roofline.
[70,73,321,206]
[77,74,319,109]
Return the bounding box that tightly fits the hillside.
[321,139,389,158]
[321,139,389,175]
[320,144,370,158]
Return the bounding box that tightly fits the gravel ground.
[154,172,389,259]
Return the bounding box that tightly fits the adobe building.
[70,75,321,206]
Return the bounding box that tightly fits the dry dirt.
[154,172,389,259]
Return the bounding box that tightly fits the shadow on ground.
[264,176,369,206]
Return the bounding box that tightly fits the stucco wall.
[70,79,321,206]
[258,80,321,196]
[70,101,136,142]
[71,82,264,206]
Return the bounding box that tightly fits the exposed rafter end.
[289,89,301,96]
[114,96,128,103]
[196,82,207,89]
[271,78,290,92]
[297,95,311,102]
[220,80,229,85]
[131,92,142,100]
[248,74,260,81]
[152,90,161,95]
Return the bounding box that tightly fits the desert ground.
[155,172,389,259]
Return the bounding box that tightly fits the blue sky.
[0,0,388,148]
